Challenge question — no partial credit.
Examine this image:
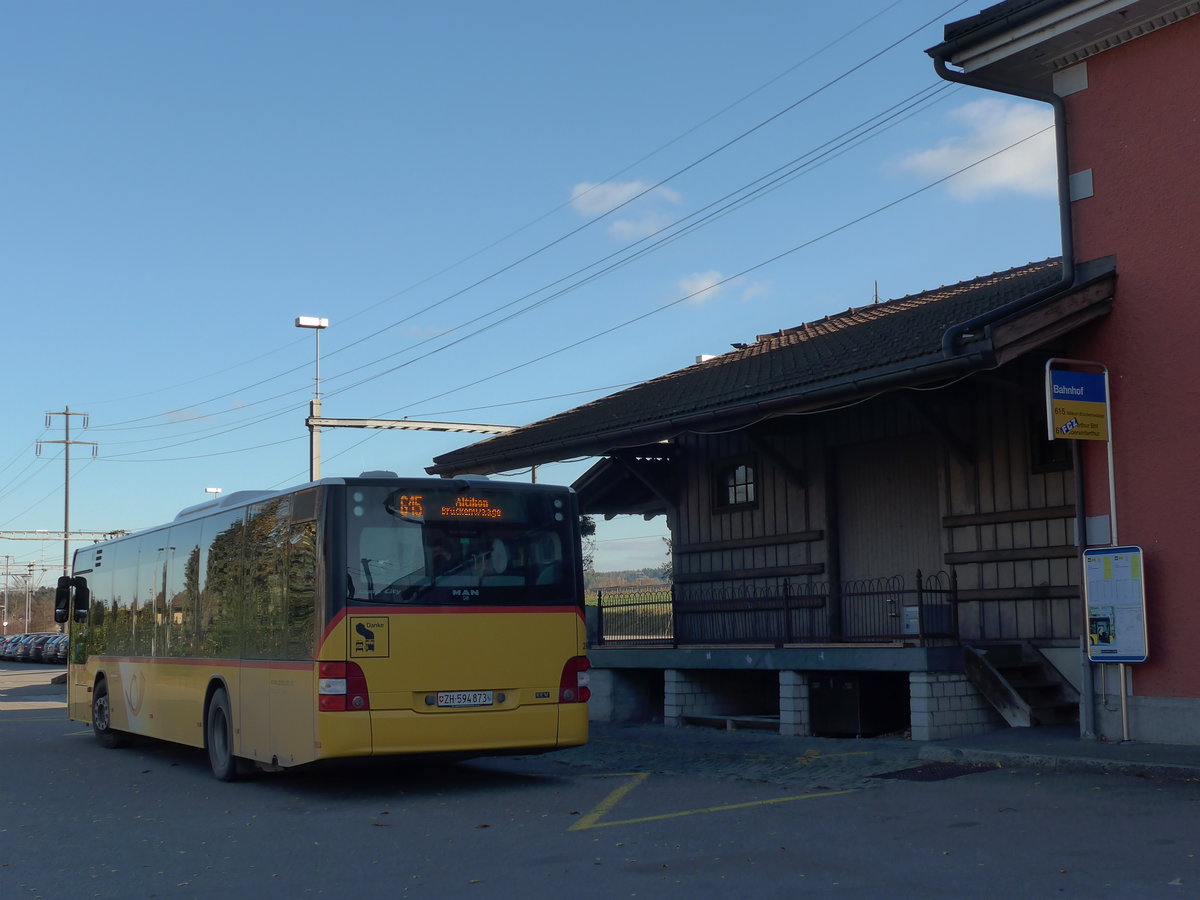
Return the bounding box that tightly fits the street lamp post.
[295,317,329,481]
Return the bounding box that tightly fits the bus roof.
[170,474,512,522]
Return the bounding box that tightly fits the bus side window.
[165,521,203,656]
[109,542,136,656]
[199,509,247,660]
[286,521,317,658]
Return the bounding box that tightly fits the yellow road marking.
[571,772,650,830]
[794,748,870,766]
[571,772,854,831]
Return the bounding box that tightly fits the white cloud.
[895,98,1056,199]
[608,210,669,241]
[570,180,683,240]
[679,270,727,303]
[570,180,653,217]
[165,407,207,423]
[739,279,770,302]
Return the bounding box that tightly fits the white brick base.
[779,670,811,736]
[663,669,776,726]
[664,668,717,726]
[909,671,1003,741]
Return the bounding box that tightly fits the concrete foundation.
[587,667,663,724]
[590,662,1007,742]
[663,668,777,727]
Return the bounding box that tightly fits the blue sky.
[0,1,1060,581]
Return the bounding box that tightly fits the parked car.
[36,633,58,663]
[24,633,55,663]
[5,634,30,661]
[15,633,52,662]
[44,633,68,664]
[0,634,21,660]
[7,634,27,660]
[10,634,34,660]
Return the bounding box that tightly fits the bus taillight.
[559,656,591,703]
[318,661,371,711]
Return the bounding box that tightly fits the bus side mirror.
[53,576,90,624]
[74,578,91,623]
[54,576,71,624]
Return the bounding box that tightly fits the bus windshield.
[344,484,577,606]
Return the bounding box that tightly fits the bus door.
[64,545,105,723]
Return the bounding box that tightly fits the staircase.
[964,642,1079,727]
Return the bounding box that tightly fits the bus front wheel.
[92,678,129,749]
[205,688,252,781]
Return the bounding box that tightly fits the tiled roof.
[939,1,1064,45]
[429,258,1066,475]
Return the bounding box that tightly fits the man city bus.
[55,474,589,780]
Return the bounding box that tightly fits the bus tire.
[92,678,130,749]
[206,687,251,781]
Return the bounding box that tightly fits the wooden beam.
[944,545,1078,565]
[956,585,1080,602]
[676,531,824,555]
[674,563,825,584]
[612,455,676,512]
[990,276,1115,360]
[943,505,1076,527]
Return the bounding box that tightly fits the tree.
[579,515,596,576]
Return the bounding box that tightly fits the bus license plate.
[436,690,493,708]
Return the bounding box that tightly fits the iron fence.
[594,571,958,647]
[593,587,673,645]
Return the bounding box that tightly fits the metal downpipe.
[931,55,1076,357]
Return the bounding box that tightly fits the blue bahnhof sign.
[1047,367,1109,441]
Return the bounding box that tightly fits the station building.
[429,0,1200,746]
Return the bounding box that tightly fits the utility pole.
[295,317,328,481]
[19,563,53,632]
[1,555,9,635]
[24,563,32,632]
[37,407,98,576]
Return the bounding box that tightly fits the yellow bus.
[55,474,589,780]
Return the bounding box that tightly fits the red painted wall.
[1065,13,1200,696]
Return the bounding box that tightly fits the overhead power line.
[265,122,1058,480]
[87,119,1052,469]
[80,1,970,441]
[84,79,958,457]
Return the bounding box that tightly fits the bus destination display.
[391,494,506,520]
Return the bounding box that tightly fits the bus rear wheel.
[92,678,129,749]
[206,687,252,781]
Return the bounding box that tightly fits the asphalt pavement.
[917,723,1200,781]
[8,663,1200,784]
[543,718,1200,787]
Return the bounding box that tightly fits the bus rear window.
[344,485,575,605]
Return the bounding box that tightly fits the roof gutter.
[930,53,1075,357]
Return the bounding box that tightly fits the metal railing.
[593,587,673,645]
[594,571,958,647]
